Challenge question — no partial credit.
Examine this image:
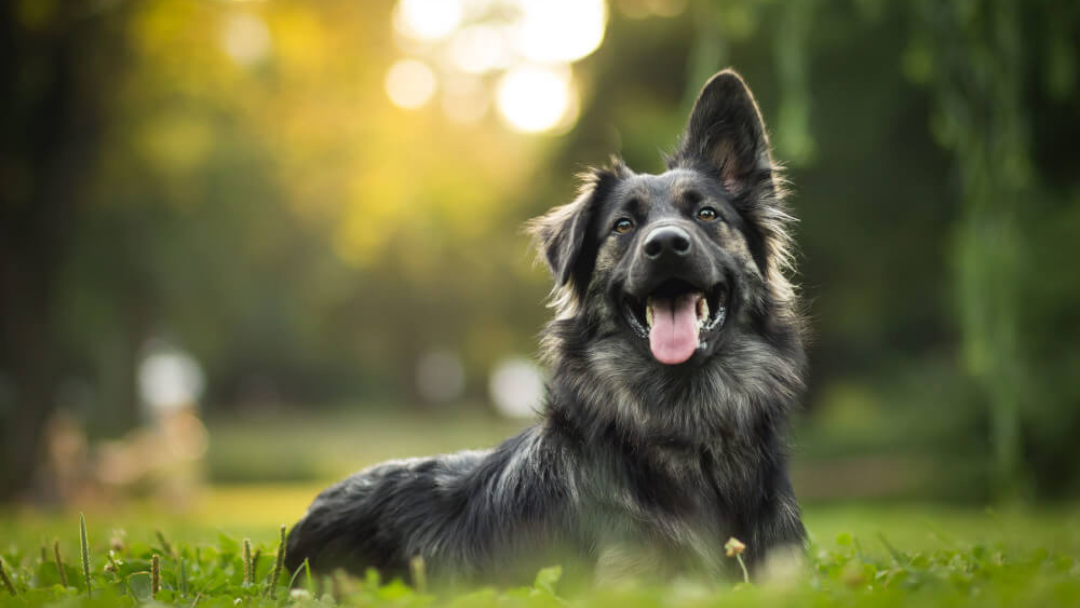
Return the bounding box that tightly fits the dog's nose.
[642,225,692,260]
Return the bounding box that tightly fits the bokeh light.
[220,13,271,66]
[387,0,608,134]
[496,66,575,133]
[385,59,437,109]
[394,0,464,42]
[489,357,545,419]
[138,342,205,414]
[514,0,607,63]
[448,24,512,74]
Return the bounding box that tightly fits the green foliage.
[0,514,1077,607]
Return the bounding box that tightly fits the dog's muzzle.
[623,225,728,365]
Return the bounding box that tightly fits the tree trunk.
[0,2,108,500]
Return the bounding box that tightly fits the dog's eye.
[697,207,719,222]
[612,218,634,234]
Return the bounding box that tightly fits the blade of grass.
[151,554,161,599]
[79,513,92,598]
[878,533,911,570]
[252,548,262,583]
[0,557,17,597]
[179,556,188,597]
[156,530,174,558]
[285,558,307,593]
[268,524,287,599]
[304,558,313,594]
[53,539,68,588]
[106,551,122,582]
[243,538,254,586]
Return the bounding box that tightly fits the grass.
[1,408,1076,605]
[0,499,1078,607]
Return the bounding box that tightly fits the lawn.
[2,407,1078,606]
[1,493,1078,607]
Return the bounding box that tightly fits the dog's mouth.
[623,279,728,365]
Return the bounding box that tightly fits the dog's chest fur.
[546,396,780,581]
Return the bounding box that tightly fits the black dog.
[286,69,808,587]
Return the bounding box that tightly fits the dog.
[285,69,808,587]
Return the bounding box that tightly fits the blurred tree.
[0,0,126,499]
[905,0,1080,499]
[909,0,1031,500]
[0,0,1078,502]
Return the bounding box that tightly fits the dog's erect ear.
[674,69,774,194]
[674,70,798,302]
[528,167,620,293]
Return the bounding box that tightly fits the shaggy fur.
[285,69,808,587]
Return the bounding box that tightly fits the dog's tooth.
[645,305,653,329]
[700,297,709,321]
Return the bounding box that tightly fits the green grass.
[1,501,1078,607]
[3,408,1076,605]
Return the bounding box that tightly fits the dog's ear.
[673,69,774,194]
[675,70,798,304]
[528,167,620,294]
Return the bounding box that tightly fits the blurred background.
[1,0,1078,521]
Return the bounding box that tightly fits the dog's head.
[530,70,801,372]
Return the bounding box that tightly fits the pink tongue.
[649,293,701,365]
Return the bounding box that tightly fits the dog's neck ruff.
[541,310,806,453]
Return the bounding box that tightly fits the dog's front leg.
[743,480,808,579]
